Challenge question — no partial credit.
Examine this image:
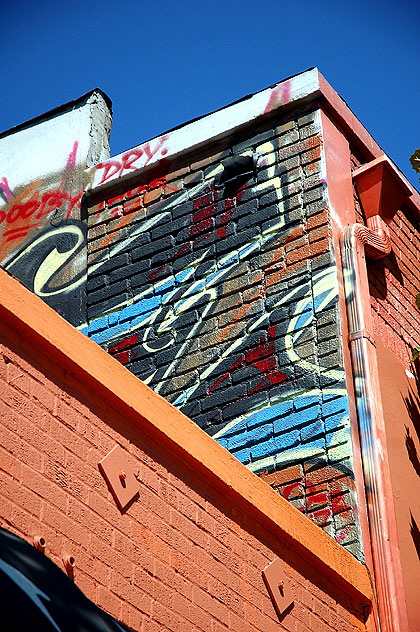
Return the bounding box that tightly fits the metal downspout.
[341,215,408,632]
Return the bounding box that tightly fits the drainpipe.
[340,156,412,632]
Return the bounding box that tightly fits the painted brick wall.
[368,205,420,365]
[83,108,362,558]
[351,151,420,365]
[0,319,368,632]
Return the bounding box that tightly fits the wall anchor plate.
[262,558,294,619]
[98,445,139,510]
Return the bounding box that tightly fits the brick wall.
[83,108,362,558]
[367,204,420,365]
[0,290,370,632]
[350,150,420,365]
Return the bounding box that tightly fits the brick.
[298,111,319,127]
[0,110,373,598]
[172,593,207,631]
[277,129,300,147]
[190,149,230,171]
[301,419,324,443]
[274,119,296,135]
[0,470,42,518]
[96,584,123,620]
[299,121,321,139]
[193,586,232,624]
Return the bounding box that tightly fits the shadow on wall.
[368,250,404,303]
[405,426,420,477]
[410,513,420,560]
[404,388,420,469]
[403,389,420,559]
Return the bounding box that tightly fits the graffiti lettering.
[0,185,82,241]
[95,136,169,185]
[0,177,12,203]
[0,142,82,249]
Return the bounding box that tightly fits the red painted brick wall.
[0,319,368,631]
[351,150,420,365]
[367,204,420,365]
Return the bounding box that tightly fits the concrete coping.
[83,67,419,217]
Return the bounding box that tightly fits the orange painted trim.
[0,268,373,605]
[317,72,383,162]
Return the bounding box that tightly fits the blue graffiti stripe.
[79,216,288,344]
[79,264,196,344]
[291,302,314,332]
[87,294,162,344]
[214,391,351,473]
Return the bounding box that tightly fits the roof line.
[146,67,319,140]
[84,68,322,194]
[0,88,112,140]
[83,69,419,212]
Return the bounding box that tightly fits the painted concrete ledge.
[0,268,373,606]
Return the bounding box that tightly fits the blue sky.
[2,0,419,187]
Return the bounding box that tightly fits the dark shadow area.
[404,390,420,440]
[368,261,387,300]
[384,249,405,285]
[367,250,404,303]
[410,512,420,561]
[217,154,256,197]
[405,426,420,477]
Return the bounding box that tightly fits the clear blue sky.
[2,0,419,188]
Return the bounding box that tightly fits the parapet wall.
[82,101,361,557]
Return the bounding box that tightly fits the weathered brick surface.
[0,336,368,632]
[83,108,361,557]
[350,151,420,365]
[369,206,420,364]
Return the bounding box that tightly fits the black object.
[218,155,255,195]
[0,527,130,632]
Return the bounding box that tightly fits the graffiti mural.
[0,143,86,324]
[0,89,112,326]
[82,112,362,557]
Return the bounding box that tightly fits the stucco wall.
[375,338,420,632]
